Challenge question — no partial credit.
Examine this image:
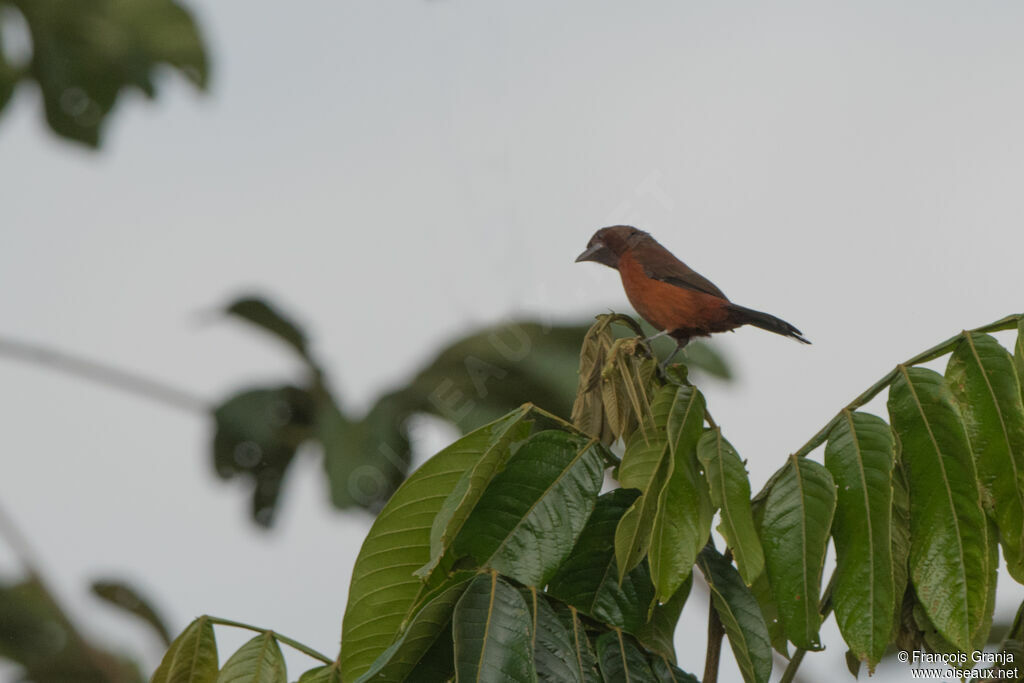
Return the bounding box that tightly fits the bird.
[576,225,809,366]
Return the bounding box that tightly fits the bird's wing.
[633,243,729,299]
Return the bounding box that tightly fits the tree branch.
[0,335,208,413]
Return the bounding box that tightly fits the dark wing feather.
[632,241,729,300]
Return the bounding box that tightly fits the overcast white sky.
[2,1,1024,680]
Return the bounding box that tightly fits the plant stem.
[702,539,726,683]
[789,313,1021,460]
[205,615,334,664]
[779,648,807,683]
[0,335,208,414]
[703,601,725,683]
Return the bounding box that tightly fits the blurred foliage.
[0,0,207,146]
[0,576,145,682]
[91,579,172,646]
[215,296,731,526]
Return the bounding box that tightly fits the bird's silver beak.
[575,244,604,263]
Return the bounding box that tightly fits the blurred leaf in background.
[0,0,207,146]
[0,577,144,682]
[215,295,732,525]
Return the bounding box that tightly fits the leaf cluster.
[156,311,1024,682]
[0,0,207,146]
[213,298,727,527]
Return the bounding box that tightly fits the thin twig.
[790,313,1021,460]
[0,335,209,414]
[205,615,334,664]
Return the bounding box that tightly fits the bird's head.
[575,225,649,269]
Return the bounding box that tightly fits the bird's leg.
[643,329,671,343]
[659,337,689,371]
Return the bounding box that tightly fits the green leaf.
[595,631,657,682]
[991,599,1024,677]
[339,409,531,682]
[890,458,912,642]
[697,429,764,585]
[634,574,691,661]
[13,0,207,146]
[529,593,600,683]
[297,663,342,683]
[823,410,896,670]
[212,385,317,527]
[152,616,219,683]
[947,332,1024,583]
[649,656,700,683]
[697,547,772,683]
[760,455,836,651]
[225,297,314,365]
[888,366,990,652]
[650,388,712,602]
[319,394,412,512]
[615,385,705,584]
[419,414,533,580]
[452,573,537,683]
[354,574,473,683]
[0,577,144,682]
[215,633,286,683]
[401,321,590,433]
[747,570,787,656]
[91,578,171,645]
[548,489,656,634]
[1015,319,1024,404]
[453,430,606,586]
[615,449,670,582]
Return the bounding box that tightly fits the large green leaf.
[453,430,606,587]
[8,0,207,146]
[615,449,670,583]
[419,413,534,580]
[760,455,836,651]
[595,631,657,682]
[823,410,896,670]
[890,460,912,642]
[339,410,530,681]
[452,573,536,683]
[548,490,656,634]
[215,633,286,683]
[888,366,990,652]
[947,332,1024,582]
[697,429,764,586]
[152,616,219,683]
[1015,320,1024,403]
[634,575,691,661]
[527,593,601,683]
[697,547,772,683]
[650,387,712,602]
[354,573,473,683]
[649,656,699,683]
[297,663,342,683]
[615,385,706,584]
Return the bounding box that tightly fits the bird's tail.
[728,304,811,344]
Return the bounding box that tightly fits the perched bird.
[576,225,809,365]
